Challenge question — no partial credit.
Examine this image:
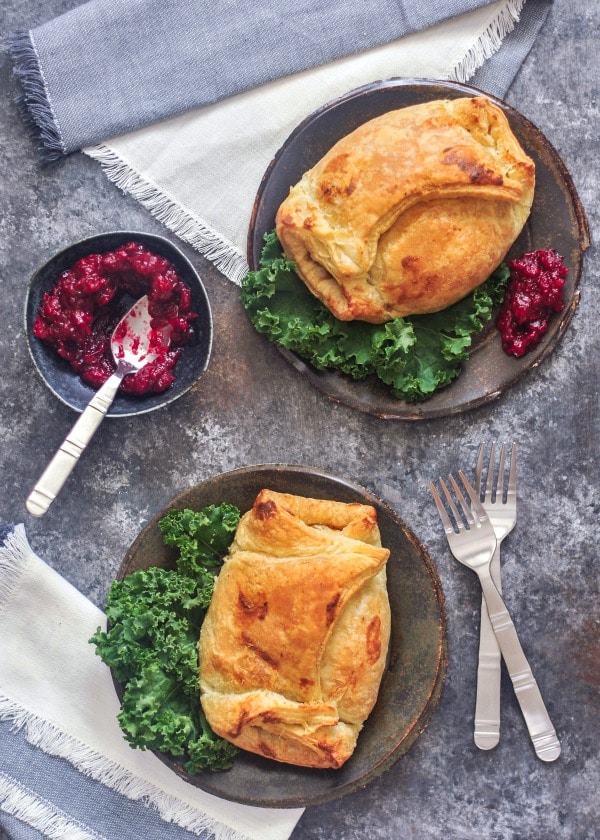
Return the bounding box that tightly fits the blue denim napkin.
[468,0,550,94]
[8,0,502,161]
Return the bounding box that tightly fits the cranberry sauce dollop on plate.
[33,241,197,395]
[497,249,567,358]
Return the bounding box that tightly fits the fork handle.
[474,544,502,750]
[477,570,561,762]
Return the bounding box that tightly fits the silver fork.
[429,471,561,762]
[473,443,517,750]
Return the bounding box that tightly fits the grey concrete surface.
[0,1,598,839]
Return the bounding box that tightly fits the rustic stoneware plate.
[24,231,213,417]
[247,78,590,420]
[116,464,447,808]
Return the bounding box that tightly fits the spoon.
[26,295,170,517]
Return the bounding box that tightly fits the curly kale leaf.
[241,231,510,402]
[90,566,208,686]
[158,504,241,576]
[117,662,237,771]
[185,709,239,774]
[90,503,241,772]
[118,663,198,753]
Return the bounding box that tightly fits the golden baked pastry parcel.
[198,489,391,769]
[276,96,535,323]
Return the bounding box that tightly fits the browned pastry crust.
[275,96,535,323]
[198,489,391,769]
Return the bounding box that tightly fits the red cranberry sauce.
[33,242,197,395]
[497,249,567,357]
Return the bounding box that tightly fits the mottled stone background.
[0,0,597,838]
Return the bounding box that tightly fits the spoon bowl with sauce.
[26,295,172,517]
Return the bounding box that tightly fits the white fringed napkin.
[0,526,303,840]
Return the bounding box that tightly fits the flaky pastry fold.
[198,489,391,768]
[276,96,535,323]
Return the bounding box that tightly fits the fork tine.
[448,474,476,527]
[508,443,517,498]
[428,480,457,535]
[458,470,491,525]
[485,442,497,501]
[497,443,507,502]
[474,444,485,496]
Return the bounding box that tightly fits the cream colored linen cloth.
[0,526,303,840]
[84,0,526,285]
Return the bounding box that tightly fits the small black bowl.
[24,231,213,417]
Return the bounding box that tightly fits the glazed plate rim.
[113,463,448,808]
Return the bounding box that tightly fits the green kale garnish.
[158,504,241,576]
[90,503,242,773]
[241,230,509,403]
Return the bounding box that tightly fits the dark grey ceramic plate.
[24,231,213,417]
[116,464,447,808]
[248,78,590,420]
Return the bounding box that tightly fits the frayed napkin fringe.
[84,144,249,286]
[0,772,104,840]
[448,0,524,83]
[0,693,254,840]
[7,29,67,164]
[0,525,32,614]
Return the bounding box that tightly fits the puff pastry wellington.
[198,489,391,768]
[276,96,535,323]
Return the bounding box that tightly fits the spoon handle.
[26,370,124,516]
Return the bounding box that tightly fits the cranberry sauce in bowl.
[25,232,212,417]
[33,241,197,396]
